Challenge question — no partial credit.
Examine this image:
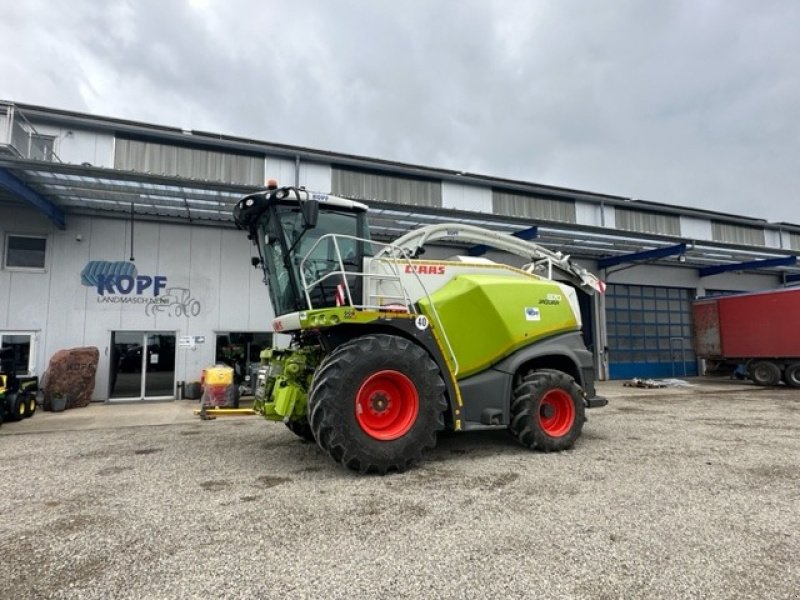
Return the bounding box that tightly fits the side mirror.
[301,199,319,229]
[251,256,261,268]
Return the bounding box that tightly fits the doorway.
[110,331,176,400]
[214,332,273,393]
[605,284,698,379]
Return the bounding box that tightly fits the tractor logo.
[404,264,446,275]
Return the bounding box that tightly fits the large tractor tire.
[783,362,800,389]
[308,334,447,474]
[749,360,781,386]
[284,418,315,442]
[510,369,585,452]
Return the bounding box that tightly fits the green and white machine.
[234,183,607,473]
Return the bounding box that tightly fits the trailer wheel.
[284,418,315,442]
[749,360,781,386]
[308,334,447,474]
[510,370,585,452]
[783,362,800,388]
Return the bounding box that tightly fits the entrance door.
[606,284,698,379]
[110,331,176,400]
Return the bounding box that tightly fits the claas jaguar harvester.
[234,183,607,473]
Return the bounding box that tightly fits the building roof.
[2,99,800,281]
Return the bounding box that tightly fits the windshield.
[256,204,370,316]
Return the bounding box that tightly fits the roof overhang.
[2,154,800,282]
[0,166,66,229]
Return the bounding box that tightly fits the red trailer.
[692,287,800,387]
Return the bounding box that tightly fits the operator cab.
[234,183,371,316]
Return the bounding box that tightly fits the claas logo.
[404,264,446,275]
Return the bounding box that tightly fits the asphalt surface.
[1,379,799,599]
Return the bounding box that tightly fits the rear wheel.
[308,334,447,474]
[749,360,781,386]
[22,393,36,418]
[510,370,585,452]
[783,362,800,388]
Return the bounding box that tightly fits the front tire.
[510,370,585,452]
[308,334,447,474]
[7,394,26,422]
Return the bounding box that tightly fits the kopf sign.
[94,274,168,296]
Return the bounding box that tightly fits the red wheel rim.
[539,389,575,437]
[355,370,419,441]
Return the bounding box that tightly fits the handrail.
[377,222,605,295]
[298,234,460,375]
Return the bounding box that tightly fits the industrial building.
[2,100,799,401]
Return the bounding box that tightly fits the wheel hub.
[540,404,555,419]
[539,388,576,437]
[355,370,420,441]
[369,392,391,414]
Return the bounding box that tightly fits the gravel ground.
[1,380,799,599]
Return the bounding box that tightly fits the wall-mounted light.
[75,234,83,242]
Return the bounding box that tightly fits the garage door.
[606,284,697,379]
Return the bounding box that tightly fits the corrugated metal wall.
[331,167,442,207]
[491,189,576,223]
[711,221,766,246]
[615,207,681,236]
[114,138,263,185]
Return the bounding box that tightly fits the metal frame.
[598,243,688,269]
[698,256,798,277]
[0,167,65,229]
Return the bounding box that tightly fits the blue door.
[606,284,698,379]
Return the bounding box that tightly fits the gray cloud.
[2,0,798,222]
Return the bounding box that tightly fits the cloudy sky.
[2,0,798,223]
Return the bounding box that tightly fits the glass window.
[5,235,46,269]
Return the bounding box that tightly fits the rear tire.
[22,393,36,418]
[308,334,447,474]
[783,362,800,388]
[749,360,781,386]
[510,370,585,452]
[285,418,315,442]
